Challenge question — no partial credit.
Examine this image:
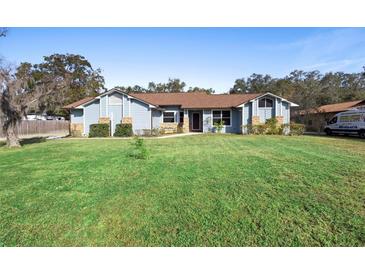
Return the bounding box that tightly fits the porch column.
[182,109,189,133]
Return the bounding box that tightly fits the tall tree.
[0,63,70,147]
[229,78,247,94]
[187,86,215,94]
[31,54,106,115]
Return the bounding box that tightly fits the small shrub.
[213,120,225,133]
[130,136,149,159]
[278,123,287,135]
[114,123,133,137]
[289,123,305,135]
[265,117,280,135]
[243,124,267,135]
[151,128,160,136]
[89,124,109,137]
[142,129,152,136]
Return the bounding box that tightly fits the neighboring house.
[295,99,365,132]
[24,113,65,121]
[63,88,298,136]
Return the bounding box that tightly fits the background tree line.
[229,69,365,110]
[115,78,215,94]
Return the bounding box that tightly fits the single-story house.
[63,88,298,136]
[294,99,365,132]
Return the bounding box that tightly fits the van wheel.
[325,128,332,136]
[359,130,365,139]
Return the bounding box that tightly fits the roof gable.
[312,100,365,113]
[130,92,262,109]
[63,89,298,110]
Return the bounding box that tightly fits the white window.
[212,110,231,126]
[259,98,273,108]
[163,112,175,123]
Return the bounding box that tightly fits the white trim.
[211,109,232,127]
[251,92,299,107]
[122,95,124,117]
[275,98,278,116]
[258,97,274,109]
[71,88,159,109]
[128,98,131,116]
[99,97,102,115]
[191,111,202,131]
[82,109,86,136]
[106,95,109,116]
[236,92,298,108]
[241,104,245,133]
[110,111,114,135]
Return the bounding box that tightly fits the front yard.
[0,135,364,246]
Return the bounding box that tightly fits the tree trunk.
[6,124,21,148]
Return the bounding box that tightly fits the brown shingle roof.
[63,97,95,109]
[130,92,261,109]
[310,100,365,114]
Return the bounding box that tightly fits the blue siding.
[283,101,290,123]
[203,110,212,132]
[152,109,162,129]
[100,95,107,117]
[108,105,122,135]
[71,109,83,124]
[131,99,151,133]
[200,109,241,133]
[243,103,252,125]
[223,109,241,133]
[123,95,130,117]
[84,100,100,135]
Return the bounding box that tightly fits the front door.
[192,112,201,131]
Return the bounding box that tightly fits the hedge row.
[242,118,305,136]
[88,123,135,137]
[89,124,110,137]
[114,124,133,137]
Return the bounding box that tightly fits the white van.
[324,108,365,138]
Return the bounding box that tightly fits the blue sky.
[1,28,365,93]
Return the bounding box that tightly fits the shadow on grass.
[0,137,47,148]
[306,133,365,143]
[20,137,47,146]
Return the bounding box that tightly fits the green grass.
[0,134,364,246]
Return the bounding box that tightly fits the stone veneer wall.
[275,116,284,125]
[182,116,189,133]
[252,116,260,125]
[160,122,179,134]
[122,117,133,124]
[70,123,83,137]
[98,117,110,124]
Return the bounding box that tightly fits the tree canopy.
[17,54,106,115]
[229,68,365,110]
[116,78,214,94]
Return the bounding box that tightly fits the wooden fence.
[0,120,70,138]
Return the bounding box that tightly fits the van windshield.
[329,116,337,124]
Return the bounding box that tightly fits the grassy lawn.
[0,134,364,246]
